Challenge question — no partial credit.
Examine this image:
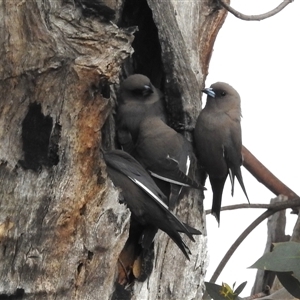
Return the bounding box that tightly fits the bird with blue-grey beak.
[135,115,206,210]
[194,82,249,224]
[116,74,166,153]
[103,149,201,259]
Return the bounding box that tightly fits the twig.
[218,0,293,21]
[206,203,272,214]
[209,197,300,283]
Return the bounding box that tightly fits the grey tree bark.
[0,0,227,299]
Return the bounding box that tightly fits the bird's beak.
[143,84,154,96]
[202,87,215,98]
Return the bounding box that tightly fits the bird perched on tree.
[103,149,201,259]
[117,74,203,208]
[135,115,206,209]
[194,82,249,224]
[116,74,166,153]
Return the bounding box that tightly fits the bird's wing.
[223,121,249,202]
[104,150,166,202]
[148,154,200,188]
[104,150,200,240]
[137,128,204,189]
[128,174,199,241]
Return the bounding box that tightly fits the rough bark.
[0,1,132,299]
[129,1,228,299]
[0,0,227,299]
[148,0,228,129]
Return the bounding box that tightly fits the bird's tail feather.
[228,168,235,196]
[235,169,250,203]
[181,222,202,236]
[210,177,226,226]
[167,231,191,260]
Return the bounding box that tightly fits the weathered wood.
[0,1,133,299]
[0,0,228,299]
[129,1,228,299]
[148,0,228,129]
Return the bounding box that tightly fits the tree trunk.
[0,0,227,299]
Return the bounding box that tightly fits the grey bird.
[116,74,203,208]
[103,149,201,259]
[194,82,249,224]
[116,74,166,153]
[135,116,206,210]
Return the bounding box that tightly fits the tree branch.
[209,197,300,283]
[206,203,273,214]
[218,0,293,21]
[242,145,299,213]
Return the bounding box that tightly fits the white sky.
[204,0,300,296]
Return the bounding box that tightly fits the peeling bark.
[147,0,228,129]
[0,1,133,298]
[0,0,227,299]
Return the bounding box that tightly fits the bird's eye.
[131,89,144,96]
[221,91,226,96]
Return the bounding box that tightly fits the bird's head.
[121,74,154,99]
[202,82,241,111]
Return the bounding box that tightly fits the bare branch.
[209,197,300,284]
[242,145,299,213]
[218,0,294,21]
[206,198,300,214]
[206,203,272,214]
